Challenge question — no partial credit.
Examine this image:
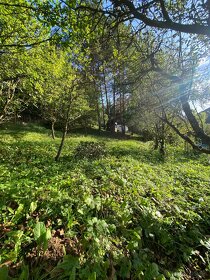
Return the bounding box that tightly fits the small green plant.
[74,141,107,159]
[33,222,51,253]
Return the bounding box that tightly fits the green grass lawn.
[0,123,210,280]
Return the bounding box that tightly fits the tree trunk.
[55,91,73,161]
[121,83,126,136]
[159,136,165,155]
[111,78,116,134]
[102,67,110,116]
[55,121,68,161]
[51,120,56,139]
[152,61,210,151]
[100,89,106,129]
[154,124,159,150]
[180,98,210,145]
[161,115,210,154]
[159,120,165,155]
[96,99,101,131]
[153,120,165,154]
[154,136,159,150]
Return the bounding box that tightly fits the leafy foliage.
[0,124,210,279]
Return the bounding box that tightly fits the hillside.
[0,124,210,280]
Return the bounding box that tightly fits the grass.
[0,123,210,280]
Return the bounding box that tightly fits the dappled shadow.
[70,127,142,141]
[109,145,165,164]
[0,122,52,141]
[169,149,210,165]
[1,126,210,279]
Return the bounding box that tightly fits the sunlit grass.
[0,123,210,279]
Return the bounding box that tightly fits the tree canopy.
[0,0,210,154]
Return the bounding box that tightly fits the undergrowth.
[0,123,210,280]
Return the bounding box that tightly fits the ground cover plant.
[0,123,210,280]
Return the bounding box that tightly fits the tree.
[102,0,210,152]
[28,44,92,160]
[109,0,210,37]
[0,0,55,50]
[0,46,40,123]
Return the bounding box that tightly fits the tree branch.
[0,2,37,11]
[0,37,53,48]
[159,0,171,22]
[111,0,210,37]
[151,58,210,146]
[160,115,210,154]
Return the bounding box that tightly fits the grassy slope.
[0,123,210,280]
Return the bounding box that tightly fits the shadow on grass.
[0,143,210,278]
[0,122,52,141]
[109,145,165,164]
[70,127,142,141]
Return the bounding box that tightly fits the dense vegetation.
[0,124,210,279]
[0,0,210,157]
[0,1,210,279]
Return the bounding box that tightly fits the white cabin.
[115,123,128,133]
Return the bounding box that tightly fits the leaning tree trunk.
[55,121,68,161]
[180,98,210,146]
[55,92,73,161]
[152,59,210,153]
[161,115,210,154]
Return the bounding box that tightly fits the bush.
[74,141,107,159]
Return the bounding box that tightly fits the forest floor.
[0,123,210,280]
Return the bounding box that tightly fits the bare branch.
[159,0,171,22]
[0,37,53,48]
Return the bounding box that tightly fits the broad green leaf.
[33,222,46,241]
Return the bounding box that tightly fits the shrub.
[74,141,107,159]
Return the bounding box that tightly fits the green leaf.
[33,222,46,241]
[145,263,159,280]
[43,228,52,251]
[156,275,166,280]
[29,201,37,214]
[12,204,24,223]
[0,266,8,280]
